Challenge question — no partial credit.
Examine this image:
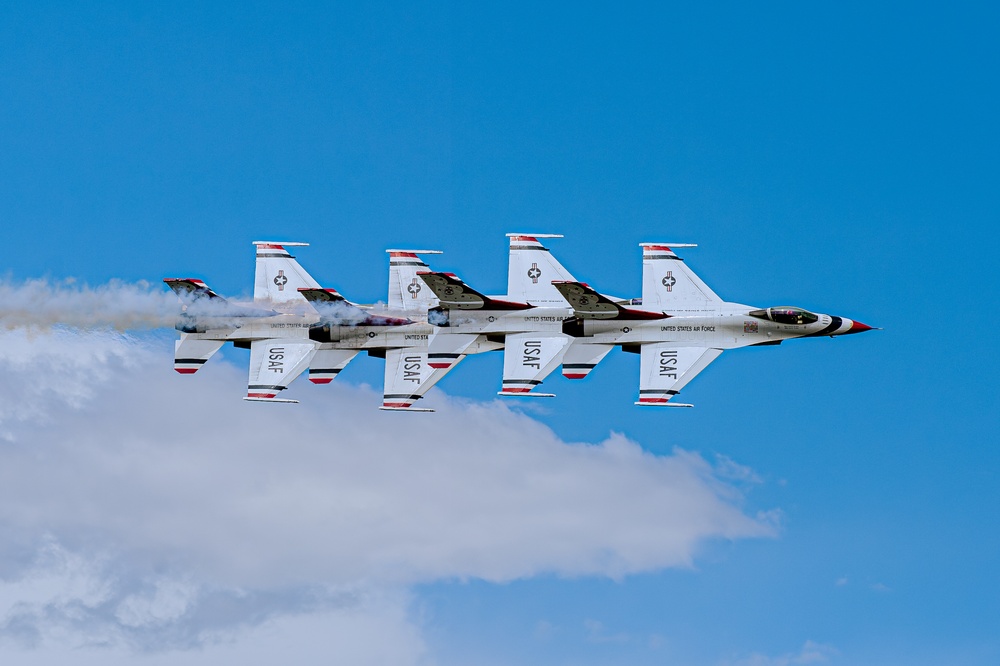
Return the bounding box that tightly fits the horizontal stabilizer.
[299,288,411,326]
[173,336,225,374]
[164,278,225,302]
[244,397,299,404]
[428,332,480,370]
[498,391,555,398]
[562,342,613,379]
[309,347,360,384]
[298,287,348,304]
[553,281,666,321]
[418,272,531,311]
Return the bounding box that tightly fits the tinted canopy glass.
[748,307,819,325]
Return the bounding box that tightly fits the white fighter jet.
[302,249,477,412]
[164,242,323,403]
[418,234,629,397]
[551,243,875,407]
[165,243,457,408]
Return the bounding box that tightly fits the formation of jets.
[164,235,874,411]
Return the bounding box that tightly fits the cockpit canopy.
[749,306,819,326]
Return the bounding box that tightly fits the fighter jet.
[302,249,480,412]
[552,243,875,407]
[164,242,332,402]
[418,234,631,397]
[167,241,479,410]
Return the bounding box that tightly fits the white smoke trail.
[0,278,185,330]
[0,279,429,332]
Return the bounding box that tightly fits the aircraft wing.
[245,338,317,403]
[380,348,461,411]
[499,332,570,397]
[553,281,666,321]
[418,272,531,311]
[636,343,723,407]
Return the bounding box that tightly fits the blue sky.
[1,2,998,664]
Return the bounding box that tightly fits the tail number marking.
[658,349,678,379]
[522,340,542,369]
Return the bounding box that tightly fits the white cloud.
[583,618,629,644]
[722,640,838,666]
[0,329,776,660]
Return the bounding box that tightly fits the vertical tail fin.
[253,241,321,306]
[386,249,443,314]
[640,244,721,313]
[506,234,576,306]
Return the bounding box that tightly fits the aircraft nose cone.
[845,320,873,334]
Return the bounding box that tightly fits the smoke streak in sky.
[0,279,182,331]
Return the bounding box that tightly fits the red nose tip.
[848,320,873,334]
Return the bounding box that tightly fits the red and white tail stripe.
[428,352,461,370]
[562,364,596,380]
[641,244,680,259]
[498,379,555,398]
[382,393,420,409]
[308,369,340,384]
[174,359,207,374]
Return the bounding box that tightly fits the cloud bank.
[0,328,776,661]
